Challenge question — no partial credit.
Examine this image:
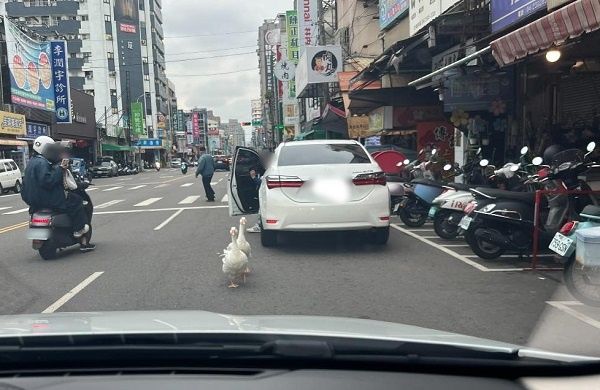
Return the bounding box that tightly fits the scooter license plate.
[549,233,574,257]
[26,228,51,240]
[458,216,472,230]
[428,207,438,218]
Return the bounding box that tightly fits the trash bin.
[575,227,600,266]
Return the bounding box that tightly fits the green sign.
[286,10,299,99]
[252,120,262,126]
[131,102,145,136]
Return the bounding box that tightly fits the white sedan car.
[229,140,391,247]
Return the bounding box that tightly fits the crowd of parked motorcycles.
[385,142,600,307]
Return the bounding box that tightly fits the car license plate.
[458,216,472,230]
[549,232,574,257]
[428,207,438,218]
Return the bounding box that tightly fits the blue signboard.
[379,0,409,30]
[50,41,72,123]
[136,138,162,147]
[24,122,49,140]
[491,0,547,33]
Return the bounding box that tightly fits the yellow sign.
[347,116,370,138]
[0,111,26,136]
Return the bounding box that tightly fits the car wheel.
[39,241,58,260]
[372,227,389,245]
[13,180,22,194]
[261,229,277,247]
[0,183,5,194]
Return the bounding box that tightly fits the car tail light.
[266,175,304,189]
[31,217,51,226]
[353,172,386,186]
[265,219,278,224]
[559,221,578,236]
[464,201,477,215]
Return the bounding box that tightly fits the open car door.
[228,147,265,216]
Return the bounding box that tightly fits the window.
[141,39,147,46]
[278,144,371,166]
[107,52,114,59]
[112,107,119,114]
[81,33,90,40]
[104,14,111,22]
[84,71,93,79]
[9,161,18,170]
[82,52,92,59]
[84,89,94,96]
[144,74,150,81]
[81,15,88,21]
[103,0,110,3]
[110,89,117,97]
[106,34,113,40]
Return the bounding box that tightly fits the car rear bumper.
[261,187,390,231]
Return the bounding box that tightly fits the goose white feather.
[222,227,248,288]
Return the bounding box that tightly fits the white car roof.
[281,140,360,146]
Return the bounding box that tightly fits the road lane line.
[117,178,133,181]
[95,200,124,209]
[42,272,104,314]
[0,207,12,211]
[210,182,218,185]
[3,207,29,215]
[86,187,99,192]
[102,186,123,192]
[135,197,162,207]
[94,205,228,215]
[154,184,169,188]
[154,209,184,231]
[0,193,21,198]
[179,196,200,204]
[221,194,228,203]
[129,185,146,190]
[159,175,173,179]
[181,183,194,187]
[441,244,470,247]
[408,229,434,232]
[464,254,555,258]
[547,301,600,330]
[0,221,29,234]
[217,178,224,183]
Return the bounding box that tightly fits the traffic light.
[241,121,252,126]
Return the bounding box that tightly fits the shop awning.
[101,143,132,152]
[348,87,438,115]
[315,104,348,136]
[491,0,600,67]
[0,139,28,147]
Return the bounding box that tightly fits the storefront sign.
[297,0,318,48]
[296,45,343,97]
[286,10,300,99]
[50,41,71,124]
[380,0,409,30]
[548,0,572,10]
[192,112,200,138]
[23,122,49,140]
[136,138,162,147]
[365,136,382,146]
[347,116,370,138]
[130,102,144,136]
[416,121,454,163]
[409,0,460,36]
[274,59,296,82]
[442,70,514,112]
[491,0,547,33]
[0,111,26,136]
[393,106,444,128]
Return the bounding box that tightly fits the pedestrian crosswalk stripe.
[181,183,194,187]
[154,184,168,188]
[103,186,123,192]
[135,197,162,207]
[129,185,146,190]
[221,194,228,203]
[96,200,124,209]
[210,182,217,185]
[179,196,200,204]
[0,207,12,212]
[3,207,29,215]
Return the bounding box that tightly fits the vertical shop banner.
[5,21,55,111]
[491,0,547,33]
[297,0,319,50]
[192,112,200,143]
[286,10,299,99]
[50,41,71,123]
[130,102,145,135]
[379,0,409,30]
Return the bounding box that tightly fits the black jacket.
[21,155,66,210]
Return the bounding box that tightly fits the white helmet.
[33,136,55,155]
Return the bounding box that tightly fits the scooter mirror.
[520,146,529,155]
[476,147,482,155]
[509,164,520,172]
[480,159,489,167]
[431,149,437,156]
[532,156,543,166]
[443,164,452,171]
[403,159,410,165]
[587,141,596,152]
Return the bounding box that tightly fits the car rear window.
[9,161,18,170]
[278,143,371,166]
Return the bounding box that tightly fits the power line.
[167,44,257,56]
[167,68,257,77]
[164,30,256,39]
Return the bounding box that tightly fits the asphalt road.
[0,169,599,356]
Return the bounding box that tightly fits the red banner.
[192,112,199,138]
[416,121,454,163]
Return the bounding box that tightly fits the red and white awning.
[491,0,600,67]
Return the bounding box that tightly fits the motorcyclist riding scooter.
[21,136,95,259]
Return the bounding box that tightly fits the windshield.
[1,0,600,372]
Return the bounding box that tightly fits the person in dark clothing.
[21,136,91,242]
[195,146,216,201]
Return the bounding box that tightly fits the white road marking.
[179,196,201,204]
[464,254,555,258]
[221,194,228,203]
[181,183,194,187]
[441,244,470,247]
[210,182,218,185]
[408,229,435,232]
[421,236,441,239]
[3,207,29,215]
[0,193,21,198]
[103,186,123,192]
[117,178,133,181]
[129,185,147,190]
[154,209,184,231]
[154,184,169,188]
[547,301,600,330]
[135,197,162,207]
[217,178,224,184]
[86,187,99,192]
[95,200,124,209]
[94,205,228,215]
[0,207,12,212]
[42,272,104,314]
[159,175,173,179]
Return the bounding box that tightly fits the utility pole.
[125,70,132,161]
[317,0,330,110]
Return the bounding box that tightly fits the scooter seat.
[411,178,444,188]
[474,188,537,204]
[581,205,600,217]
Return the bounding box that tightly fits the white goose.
[226,217,252,274]
[222,227,248,288]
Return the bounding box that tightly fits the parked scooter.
[463,142,597,260]
[26,172,94,260]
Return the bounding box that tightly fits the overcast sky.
[163,0,290,122]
